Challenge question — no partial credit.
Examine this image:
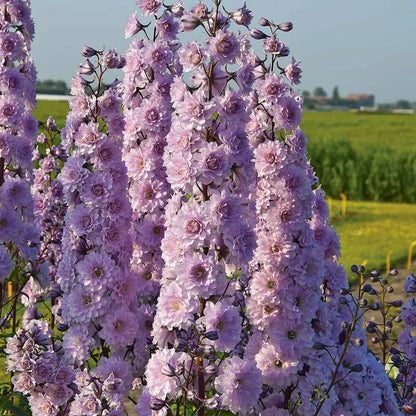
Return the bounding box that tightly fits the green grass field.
[330,199,416,273]
[302,111,416,152]
[33,99,69,128]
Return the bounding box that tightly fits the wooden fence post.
[407,240,416,274]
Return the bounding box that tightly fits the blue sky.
[31,0,416,103]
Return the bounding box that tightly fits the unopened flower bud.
[57,323,69,332]
[79,59,95,76]
[204,331,219,341]
[205,395,220,410]
[250,28,269,40]
[359,298,368,307]
[82,45,99,57]
[150,398,166,411]
[351,264,359,273]
[386,286,394,293]
[171,2,184,17]
[339,288,349,296]
[362,284,372,293]
[173,339,188,352]
[389,300,403,307]
[258,17,270,27]
[389,269,398,276]
[369,301,381,310]
[181,14,200,32]
[371,336,380,344]
[350,363,363,372]
[354,338,364,346]
[205,364,219,375]
[278,21,293,32]
[371,269,381,277]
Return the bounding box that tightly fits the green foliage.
[0,388,31,416]
[308,138,416,203]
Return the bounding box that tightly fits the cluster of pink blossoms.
[122,2,182,373]
[245,50,399,413]
[392,272,416,412]
[0,0,43,291]
[55,48,140,414]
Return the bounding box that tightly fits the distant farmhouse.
[304,90,375,111]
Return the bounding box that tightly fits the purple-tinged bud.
[57,323,68,332]
[250,28,269,40]
[278,22,293,32]
[150,398,167,411]
[202,345,215,355]
[351,265,359,274]
[173,339,188,352]
[359,298,368,307]
[381,278,388,285]
[371,336,380,344]
[341,321,350,330]
[362,284,372,293]
[386,286,394,293]
[205,395,220,410]
[205,364,219,375]
[258,17,270,27]
[350,363,363,373]
[82,45,99,58]
[181,14,200,32]
[46,116,57,131]
[390,347,401,354]
[369,301,381,310]
[79,59,95,76]
[391,354,401,365]
[231,3,253,27]
[393,315,402,322]
[389,300,403,307]
[171,1,184,18]
[371,276,380,282]
[354,338,364,346]
[389,268,399,276]
[204,331,218,341]
[339,329,346,345]
[339,288,349,296]
[371,269,381,277]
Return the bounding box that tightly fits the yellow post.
[327,197,333,219]
[386,250,393,274]
[407,240,416,273]
[340,193,347,217]
[7,281,12,299]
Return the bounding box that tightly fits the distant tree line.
[302,86,415,110]
[36,79,69,95]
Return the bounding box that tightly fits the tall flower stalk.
[0,0,46,331]
[56,47,139,414]
[246,15,399,415]
[122,1,181,376]
[138,1,260,415]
